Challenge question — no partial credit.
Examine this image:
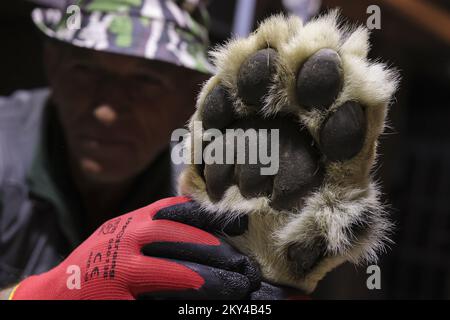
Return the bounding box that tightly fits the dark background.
[1,0,450,299]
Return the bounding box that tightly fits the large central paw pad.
[202,114,324,211]
[179,11,399,293]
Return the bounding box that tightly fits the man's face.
[44,41,206,183]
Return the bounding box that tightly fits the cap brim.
[32,7,215,74]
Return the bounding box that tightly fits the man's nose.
[93,75,128,125]
[94,104,117,126]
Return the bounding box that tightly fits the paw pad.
[319,101,366,162]
[296,48,343,111]
[237,48,278,107]
[201,85,235,130]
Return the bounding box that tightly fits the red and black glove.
[10,196,260,300]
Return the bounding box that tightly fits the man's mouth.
[80,157,102,174]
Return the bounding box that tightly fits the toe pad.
[237,48,278,107]
[296,48,343,111]
[202,85,235,130]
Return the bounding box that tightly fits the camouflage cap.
[31,0,214,73]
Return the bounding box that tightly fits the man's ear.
[42,39,67,85]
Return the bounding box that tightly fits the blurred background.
[1,0,449,299]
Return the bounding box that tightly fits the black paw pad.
[296,48,343,111]
[202,85,235,130]
[235,163,274,199]
[203,137,235,202]
[233,118,276,199]
[319,101,366,162]
[237,48,278,107]
[271,124,324,211]
[204,163,235,202]
[287,239,327,277]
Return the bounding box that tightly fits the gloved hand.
[161,205,310,301]
[10,197,260,300]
